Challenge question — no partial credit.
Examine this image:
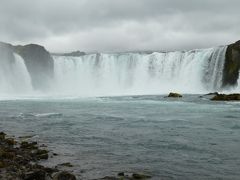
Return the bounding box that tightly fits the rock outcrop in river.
[222,40,240,88]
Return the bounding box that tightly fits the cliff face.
[0,42,15,65]
[0,42,16,87]
[222,41,240,87]
[14,44,54,90]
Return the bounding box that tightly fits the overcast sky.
[0,0,239,52]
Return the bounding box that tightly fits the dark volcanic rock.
[98,172,152,180]
[211,93,240,101]
[0,132,76,180]
[167,92,183,98]
[223,41,240,87]
[53,171,76,180]
[14,44,54,90]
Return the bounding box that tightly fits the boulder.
[53,171,76,180]
[23,170,46,180]
[0,132,6,140]
[5,138,15,146]
[167,92,183,98]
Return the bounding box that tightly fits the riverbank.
[0,131,152,180]
[0,131,76,180]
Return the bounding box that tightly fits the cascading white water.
[52,46,227,96]
[0,54,33,96]
[0,46,231,97]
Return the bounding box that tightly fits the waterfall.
[0,54,33,96]
[0,46,230,97]
[52,46,227,96]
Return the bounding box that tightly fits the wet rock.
[0,132,6,140]
[167,92,183,98]
[0,132,76,180]
[101,176,119,180]
[5,138,15,146]
[53,171,76,180]
[43,167,59,174]
[37,153,49,160]
[0,161,5,168]
[23,169,46,180]
[99,173,152,180]
[211,93,240,101]
[118,172,125,176]
[58,162,73,167]
[36,149,49,155]
[1,150,16,159]
[19,135,35,141]
[132,173,151,179]
[20,141,38,149]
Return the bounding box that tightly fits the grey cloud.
[0,0,239,52]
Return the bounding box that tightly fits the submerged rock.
[118,172,125,176]
[58,162,74,167]
[167,92,183,98]
[99,172,151,180]
[132,173,151,179]
[211,93,240,101]
[204,92,219,96]
[53,171,76,180]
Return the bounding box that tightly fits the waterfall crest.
[0,46,234,97]
[52,46,228,96]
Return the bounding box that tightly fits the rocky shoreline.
[0,132,76,180]
[0,132,152,180]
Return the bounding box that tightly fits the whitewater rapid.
[1,46,239,98]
